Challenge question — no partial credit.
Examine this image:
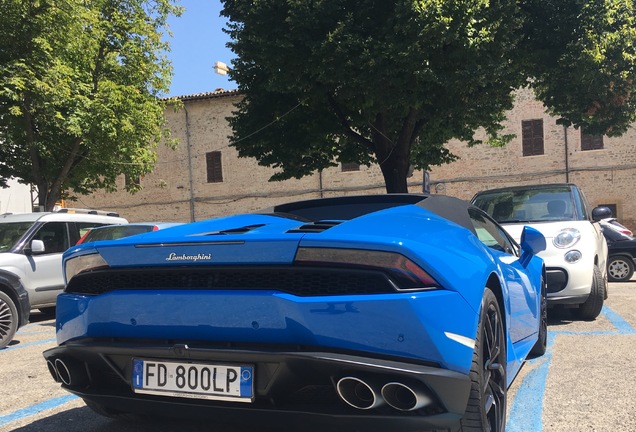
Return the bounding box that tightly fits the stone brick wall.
[77,88,636,230]
[429,87,636,229]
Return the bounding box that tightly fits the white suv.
[472,184,610,320]
[0,210,127,348]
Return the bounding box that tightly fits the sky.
[164,0,237,97]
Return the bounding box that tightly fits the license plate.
[132,359,253,402]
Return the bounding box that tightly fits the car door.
[469,209,538,342]
[23,221,70,307]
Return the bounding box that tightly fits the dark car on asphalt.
[602,226,636,282]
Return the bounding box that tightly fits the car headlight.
[553,228,581,249]
[65,252,109,283]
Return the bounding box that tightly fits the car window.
[83,225,152,242]
[74,222,111,244]
[473,186,581,223]
[469,209,518,256]
[576,188,593,221]
[32,222,69,254]
[0,222,33,253]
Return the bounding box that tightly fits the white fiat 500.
[472,183,610,320]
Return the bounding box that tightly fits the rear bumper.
[43,341,470,431]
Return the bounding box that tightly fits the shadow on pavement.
[546,306,578,327]
[10,406,283,432]
[27,312,56,324]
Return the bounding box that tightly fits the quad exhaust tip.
[46,359,60,383]
[54,358,73,386]
[47,357,88,387]
[381,382,433,411]
[336,376,433,412]
[336,376,384,410]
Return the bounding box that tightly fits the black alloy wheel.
[458,288,507,432]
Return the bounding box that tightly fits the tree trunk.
[378,154,410,193]
[372,112,414,194]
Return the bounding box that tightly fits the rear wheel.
[0,291,18,349]
[457,288,506,432]
[574,265,605,321]
[607,255,634,282]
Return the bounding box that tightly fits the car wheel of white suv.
[574,265,605,321]
[0,291,18,349]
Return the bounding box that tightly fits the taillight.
[294,247,438,291]
[76,230,91,245]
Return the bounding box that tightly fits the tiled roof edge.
[162,88,241,102]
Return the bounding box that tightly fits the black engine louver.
[287,221,341,234]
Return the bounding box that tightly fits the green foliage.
[222,0,636,192]
[521,0,636,136]
[0,0,182,210]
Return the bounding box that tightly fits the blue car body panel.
[45,194,545,430]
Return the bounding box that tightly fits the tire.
[607,255,635,282]
[84,400,142,421]
[457,288,507,432]
[574,265,605,321]
[530,278,547,357]
[0,291,19,349]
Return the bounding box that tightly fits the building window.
[125,174,140,188]
[581,130,604,151]
[341,162,360,172]
[206,151,223,183]
[521,119,544,156]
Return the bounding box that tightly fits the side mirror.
[592,206,612,221]
[24,239,45,256]
[520,226,546,256]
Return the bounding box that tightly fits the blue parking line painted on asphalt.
[0,394,78,427]
[506,334,555,432]
[602,305,636,334]
[506,306,634,431]
[2,338,56,352]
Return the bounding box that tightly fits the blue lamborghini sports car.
[43,194,547,432]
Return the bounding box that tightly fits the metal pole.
[563,125,570,183]
[184,105,196,222]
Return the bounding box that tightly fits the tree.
[0,0,182,211]
[221,0,636,193]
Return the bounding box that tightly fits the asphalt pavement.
[1,279,635,432]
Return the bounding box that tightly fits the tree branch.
[323,90,376,152]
